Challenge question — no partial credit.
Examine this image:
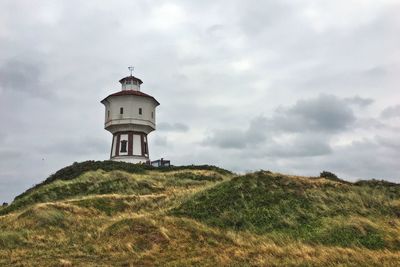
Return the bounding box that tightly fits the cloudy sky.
[0,0,399,202]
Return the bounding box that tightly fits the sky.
[0,0,399,203]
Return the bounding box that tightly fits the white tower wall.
[101,74,159,164]
[103,96,157,133]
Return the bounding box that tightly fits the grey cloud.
[246,116,269,143]
[158,122,189,132]
[37,137,108,156]
[0,58,49,97]
[376,135,400,151]
[153,136,168,147]
[0,175,35,204]
[238,0,295,36]
[0,132,7,145]
[206,94,363,151]
[327,138,400,181]
[205,129,247,149]
[381,105,400,119]
[344,96,374,107]
[206,24,225,37]
[273,94,356,133]
[205,116,269,149]
[0,150,22,163]
[354,118,387,129]
[363,66,387,78]
[261,137,400,183]
[267,135,332,158]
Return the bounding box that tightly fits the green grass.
[314,217,385,249]
[0,170,164,215]
[14,160,231,202]
[171,171,400,249]
[1,165,230,215]
[172,172,224,182]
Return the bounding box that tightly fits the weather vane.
[128,66,134,76]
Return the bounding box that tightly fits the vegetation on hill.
[172,171,400,250]
[15,160,230,200]
[0,162,399,266]
[1,161,230,215]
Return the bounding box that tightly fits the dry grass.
[1,212,399,266]
[0,166,399,266]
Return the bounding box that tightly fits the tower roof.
[119,75,143,85]
[101,90,160,105]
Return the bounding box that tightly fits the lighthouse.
[101,68,159,163]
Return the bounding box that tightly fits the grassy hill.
[0,161,399,266]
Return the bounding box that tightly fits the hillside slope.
[0,162,399,266]
[172,171,400,249]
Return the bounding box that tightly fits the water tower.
[101,68,159,163]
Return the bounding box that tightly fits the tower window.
[143,136,148,154]
[120,107,123,114]
[139,108,142,115]
[151,112,153,118]
[107,110,110,118]
[120,140,127,153]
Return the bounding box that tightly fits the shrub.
[319,171,350,184]
[320,171,338,179]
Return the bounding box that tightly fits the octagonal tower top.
[119,66,143,91]
[119,75,143,91]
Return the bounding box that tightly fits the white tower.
[101,69,159,163]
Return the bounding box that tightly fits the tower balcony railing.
[105,118,155,129]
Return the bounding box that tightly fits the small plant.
[319,171,351,184]
[320,171,338,179]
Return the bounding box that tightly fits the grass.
[14,160,231,202]
[0,231,27,250]
[314,217,385,248]
[172,171,224,182]
[18,206,67,228]
[103,217,169,252]
[0,166,229,215]
[0,162,399,266]
[171,171,400,250]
